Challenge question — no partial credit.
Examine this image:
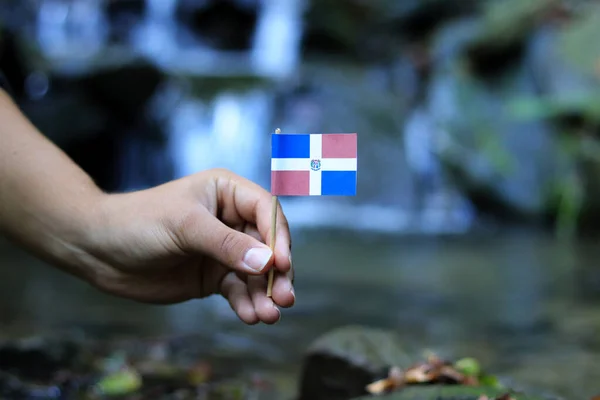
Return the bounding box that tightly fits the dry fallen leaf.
[365,366,405,394]
[479,394,515,400]
[365,378,395,395]
[404,364,433,383]
[365,353,482,395]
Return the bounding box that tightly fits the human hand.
[83,168,294,324]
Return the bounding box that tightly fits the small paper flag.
[271,133,357,196]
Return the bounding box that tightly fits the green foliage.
[507,93,600,123]
[559,4,600,77]
[94,368,142,396]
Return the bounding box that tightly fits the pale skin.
[0,88,294,325]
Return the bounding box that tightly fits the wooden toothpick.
[267,128,281,297]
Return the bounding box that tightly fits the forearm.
[0,89,105,279]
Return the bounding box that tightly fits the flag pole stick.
[267,128,281,297]
[266,195,277,297]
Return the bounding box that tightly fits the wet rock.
[439,4,600,230]
[526,26,595,106]
[515,9,600,131]
[428,51,562,221]
[301,0,478,62]
[391,0,480,43]
[300,0,381,61]
[463,0,548,78]
[298,325,412,400]
[420,10,600,225]
[352,385,546,400]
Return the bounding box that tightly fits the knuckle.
[171,208,202,251]
[219,230,241,257]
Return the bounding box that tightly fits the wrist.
[60,190,117,284]
[73,190,151,281]
[16,188,111,284]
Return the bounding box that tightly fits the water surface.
[1,229,600,399]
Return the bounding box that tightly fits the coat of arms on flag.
[270,133,357,196]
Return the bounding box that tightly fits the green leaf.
[95,368,142,396]
[454,357,481,377]
[479,374,503,389]
[506,93,600,122]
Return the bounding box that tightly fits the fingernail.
[243,248,273,272]
[274,304,281,322]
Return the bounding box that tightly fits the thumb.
[182,211,274,275]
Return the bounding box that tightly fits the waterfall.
[251,0,306,79]
[37,0,107,59]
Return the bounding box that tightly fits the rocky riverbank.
[1,324,586,400]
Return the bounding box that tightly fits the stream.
[1,230,600,399]
[1,1,600,399]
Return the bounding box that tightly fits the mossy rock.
[352,385,549,400]
[306,325,412,369]
[298,325,412,400]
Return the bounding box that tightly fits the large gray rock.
[440,70,562,217]
[301,0,478,62]
[422,3,600,230]
[427,29,563,220]
[298,326,412,400]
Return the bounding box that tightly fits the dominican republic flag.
[271,133,357,196]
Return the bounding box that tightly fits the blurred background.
[1,0,600,398]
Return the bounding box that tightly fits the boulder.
[298,325,412,400]
[301,0,478,62]
[425,1,600,232]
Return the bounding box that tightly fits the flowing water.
[2,230,600,399]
